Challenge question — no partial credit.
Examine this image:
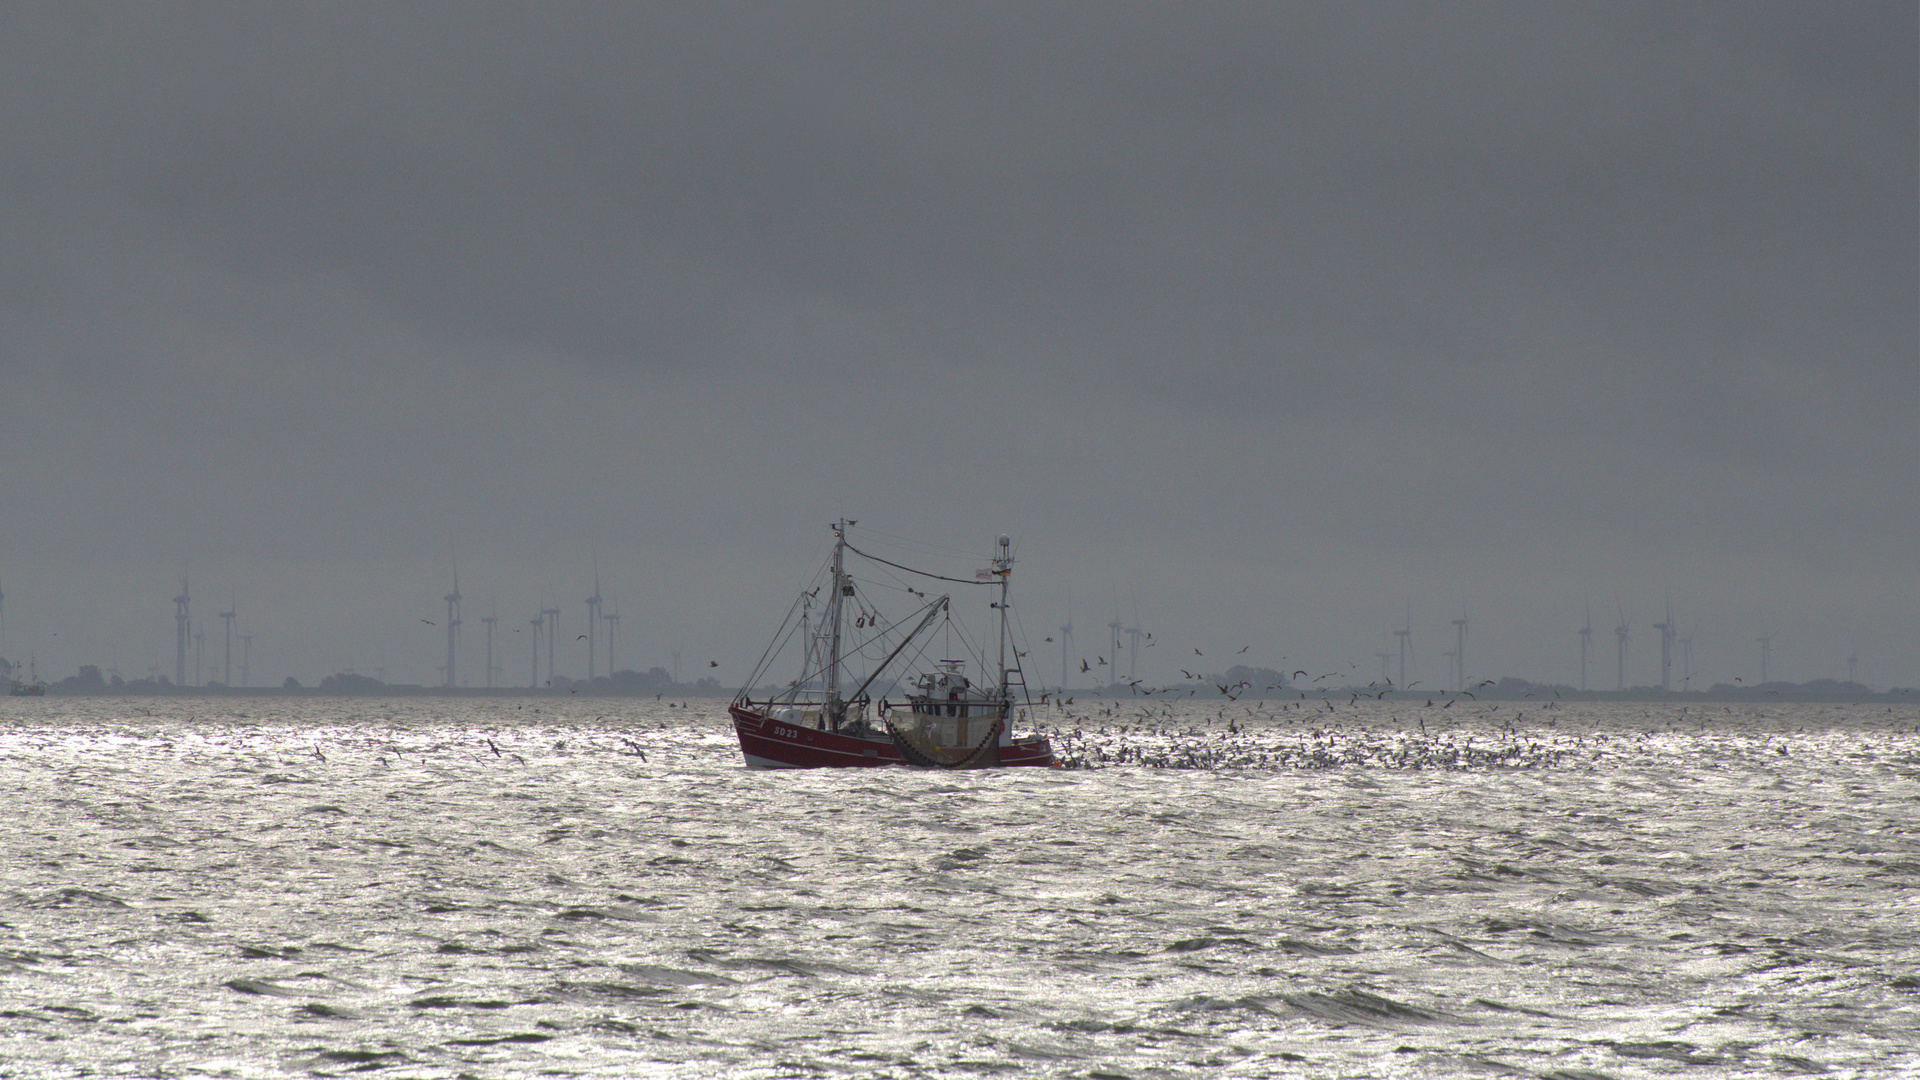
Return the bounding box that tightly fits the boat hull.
[730,704,1055,769]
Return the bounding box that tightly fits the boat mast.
[995,534,1012,699]
[797,590,813,694]
[825,520,849,728]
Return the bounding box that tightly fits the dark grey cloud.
[1,2,1913,689]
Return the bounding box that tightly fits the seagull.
[708,660,719,667]
[421,619,436,626]
[1238,645,1250,654]
[577,635,587,640]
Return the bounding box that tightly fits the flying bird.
[708,660,719,667]
[1238,645,1250,654]
[577,634,587,640]
[421,619,436,626]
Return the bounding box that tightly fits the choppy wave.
[1,696,1917,1077]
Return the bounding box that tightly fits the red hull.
[730,704,1056,769]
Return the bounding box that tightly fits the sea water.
[2,696,1917,1078]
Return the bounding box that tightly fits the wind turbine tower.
[1614,609,1630,691]
[529,612,544,687]
[1376,651,1391,687]
[1108,616,1123,686]
[1848,650,1858,686]
[1652,602,1675,692]
[481,608,497,690]
[194,626,207,687]
[543,605,560,682]
[1125,624,1144,682]
[1680,633,1694,687]
[239,632,253,688]
[605,603,619,676]
[1451,615,1467,692]
[220,599,236,687]
[1393,625,1411,689]
[173,577,190,686]
[443,566,462,689]
[1757,633,1774,685]
[585,569,602,681]
[1578,606,1593,692]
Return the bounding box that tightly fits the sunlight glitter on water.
[2,696,1919,1078]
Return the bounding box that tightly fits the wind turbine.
[239,632,253,688]
[1680,626,1694,687]
[1393,621,1411,690]
[220,597,236,687]
[1756,633,1774,685]
[174,576,191,687]
[443,563,462,689]
[585,564,602,681]
[1652,599,1675,692]
[1578,605,1593,692]
[605,601,619,677]
[1108,615,1124,687]
[1376,651,1391,687]
[529,611,544,687]
[1614,607,1630,691]
[194,626,207,687]
[543,603,560,682]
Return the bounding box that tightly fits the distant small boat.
[10,656,46,696]
[730,522,1056,769]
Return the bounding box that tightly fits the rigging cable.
[842,540,998,587]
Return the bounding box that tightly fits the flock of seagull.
[1039,710,1590,771]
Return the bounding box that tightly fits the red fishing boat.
[729,522,1056,769]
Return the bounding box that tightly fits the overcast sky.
[3,1,1914,691]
